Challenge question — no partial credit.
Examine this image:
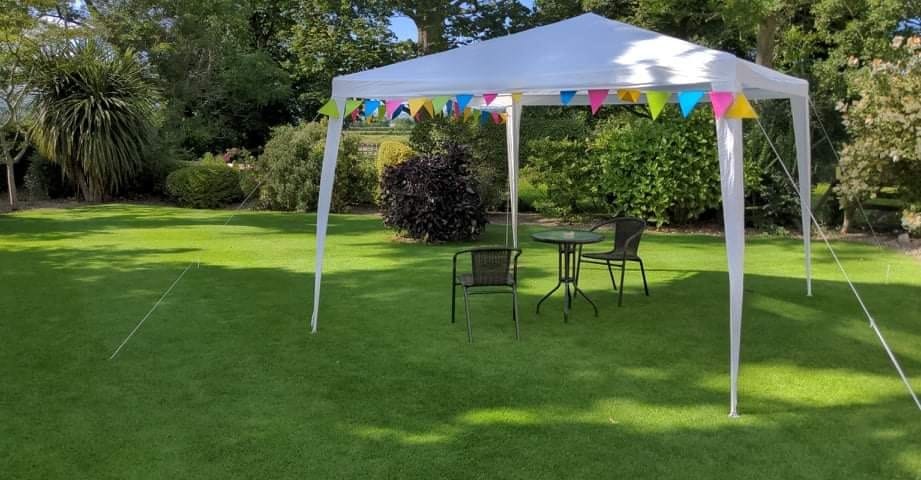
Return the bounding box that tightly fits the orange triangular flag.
[499,112,508,124]
[617,89,641,103]
[725,93,758,119]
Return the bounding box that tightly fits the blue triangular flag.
[363,99,381,118]
[455,94,473,112]
[480,110,490,125]
[445,99,454,116]
[677,91,705,118]
[560,90,576,106]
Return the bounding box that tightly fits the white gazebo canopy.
[311,13,812,417]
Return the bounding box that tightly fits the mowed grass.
[1,204,920,479]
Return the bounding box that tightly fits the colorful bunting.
[725,93,758,119]
[645,91,670,120]
[560,90,576,106]
[408,98,428,117]
[617,89,641,103]
[345,99,362,116]
[317,98,340,118]
[677,91,705,118]
[464,107,474,121]
[350,109,360,121]
[587,89,609,115]
[511,92,523,104]
[386,99,404,119]
[363,99,381,117]
[499,112,508,124]
[483,93,498,106]
[455,94,474,111]
[480,110,490,125]
[377,104,386,121]
[432,96,450,115]
[709,92,734,119]
[491,112,502,125]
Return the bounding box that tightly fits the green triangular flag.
[432,96,450,115]
[318,98,340,118]
[345,99,363,116]
[646,91,669,120]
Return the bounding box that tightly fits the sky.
[389,0,536,41]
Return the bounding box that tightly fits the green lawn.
[1,204,920,479]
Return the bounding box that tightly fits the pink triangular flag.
[709,92,734,119]
[491,112,502,124]
[483,93,498,106]
[587,89,609,115]
[385,99,404,119]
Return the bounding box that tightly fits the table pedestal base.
[536,243,598,322]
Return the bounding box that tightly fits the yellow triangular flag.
[617,89,641,103]
[408,98,428,117]
[423,99,435,117]
[317,98,340,118]
[463,107,474,121]
[511,92,523,104]
[725,93,758,119]
[499,112,508,124]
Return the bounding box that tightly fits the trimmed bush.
[166,164,242,208]
[256,121,374,212]
[375,141,414,175]
[379,144,487,242]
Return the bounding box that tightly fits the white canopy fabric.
[312,13,812,417]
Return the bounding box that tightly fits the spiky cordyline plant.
[30,40,156,201]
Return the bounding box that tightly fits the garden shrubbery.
[375,141,413,175]
[166,164,242,208]
[256,121,375,212]
[379,144,487,242]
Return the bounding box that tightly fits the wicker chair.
[578,217,649,306]
[452,247,521,342]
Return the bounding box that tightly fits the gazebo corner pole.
[505,96,522,248]
[791,95,813,297]
[715,112,746,418]
[310,97,346,334]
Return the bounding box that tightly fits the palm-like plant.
[30,40,156,201]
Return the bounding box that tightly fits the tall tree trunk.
[756,14,777,68]
[73,168,91,202]
[5,162,17,210]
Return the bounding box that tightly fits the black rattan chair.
[578,217,649,306]
[452,247,521,342]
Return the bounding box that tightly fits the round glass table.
[531,229,604,321]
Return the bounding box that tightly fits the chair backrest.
[470,248,518,286]
[594,217,646,256]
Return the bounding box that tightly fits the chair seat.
[457,273,515,287]
[582,250,641,262]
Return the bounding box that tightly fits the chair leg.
[606,260,617,291]
[512,287,520,340]
[639,259,649,296]
[463,288,473,343]
[618,260,627,307]
[451,281,457,323]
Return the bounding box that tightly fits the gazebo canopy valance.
[311,13,813,417]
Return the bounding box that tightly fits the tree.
[391,0,535,54]
[836,39,921,227]
[287,0,412,116]
[0,38,33,210]
[88,0,295,155]
[30,41,157,201]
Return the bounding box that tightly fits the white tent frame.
[309,14,812,417]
